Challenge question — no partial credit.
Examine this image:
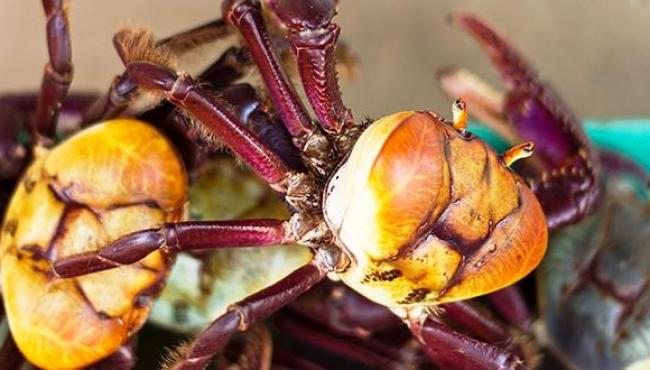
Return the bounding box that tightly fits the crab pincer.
[440,14,602,230]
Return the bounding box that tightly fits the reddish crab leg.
[0,334,23,370]
[53,219,292,277]
[272,348,327,370]
[289,282,403,337]
[127,61,295,190]
[34,0,73,143]
[443,14,601,229]
[89,341,136,370]
[223,0,315,140]
[485,286,532,332]
[83,19,237,124]
[275,315,402,369]
[407,315,526,370]
[264,0,354,133]
[168,259,328,370]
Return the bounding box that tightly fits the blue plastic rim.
[470,119,650,198]
[470,119,650,172]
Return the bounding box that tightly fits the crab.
[48,1,566,369]
[0,2,316,369]
[439,12,650,370]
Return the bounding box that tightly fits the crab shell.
[0,120,187,369]
[324,111,547,307]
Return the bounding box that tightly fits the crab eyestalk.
[324,108,548,307]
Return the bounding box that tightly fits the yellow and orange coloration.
[0,119,188,369]
[324,111,548,307]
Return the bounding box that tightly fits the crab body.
[0,119,187,369]
[325,111,547,307]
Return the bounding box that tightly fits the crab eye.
[324,111,547,306]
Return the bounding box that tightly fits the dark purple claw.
[456,14,602,229]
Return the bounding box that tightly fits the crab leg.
[275,315,403,369]
[53,219,292,277]
[442,14,601,229]
[126,61,295,191]
[83,19,237,124]
[34,0,73,144]
[289,282,403,336]
[0,334,23,370]
[272,347,326,370]
[405,312,526,370]
[89,341,136,370]
[223,0,315,141]
[167,258,328,370]
[264,0,354,134]
[485,286,532,332]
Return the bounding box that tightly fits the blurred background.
[2,0,650,118]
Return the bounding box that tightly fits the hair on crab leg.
[83,19,237,125]
[53,219,293,278]
[126,61,296,191]
[34,0,74,144]
[164,257,329,370]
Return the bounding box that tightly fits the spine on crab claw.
[265,0,354,133]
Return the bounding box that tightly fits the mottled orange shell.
[324,111,547,307]
[0,119,188,369]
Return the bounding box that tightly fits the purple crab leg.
[88,341,136,370]
[598,149,650,185]
[126,61,295,191]
[83,19,236,124]
[405,310,526,370]
[34,0,74,143]
[273,347,326,370]
[223,0,315,140]
[167,259,328,370]
[0,334,23,370]
[53,219,292,277]
[454,14,602,229]
[442,301,535,365]
[264,0,354,134]
[289,282,403,337]
[485,286,532,332]
[275,315,402,369]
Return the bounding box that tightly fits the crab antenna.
[452,99,468,132]
[502,142,535,167]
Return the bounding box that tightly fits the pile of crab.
[0,1,648,369]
